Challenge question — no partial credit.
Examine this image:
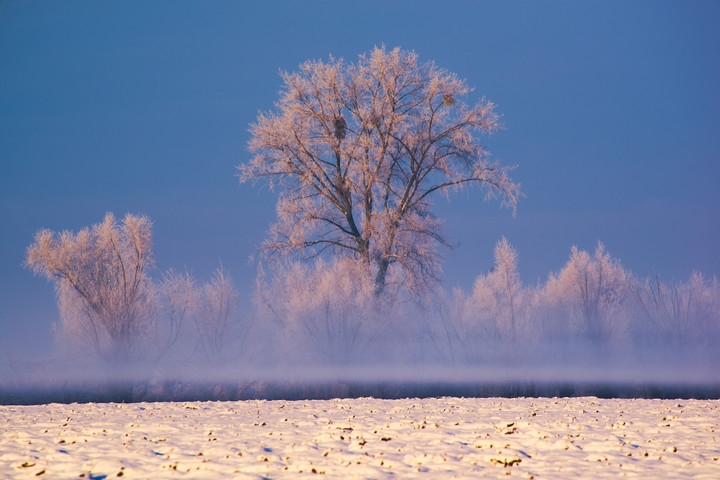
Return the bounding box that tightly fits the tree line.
[26,215,719,368]
[24,46,718,369]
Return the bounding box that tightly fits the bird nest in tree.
[333,116,347,140]
[369,114,381,129]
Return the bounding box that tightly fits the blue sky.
[1,0,719,354]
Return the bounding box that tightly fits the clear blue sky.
[1,0,719,355]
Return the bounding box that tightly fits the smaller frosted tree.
[630,271,720,355]
[194,266,239,359]
[432,287,495,364]
[430,238,523,364]
[255,257,381,364]
[472,237,522,339]
[156,269,200,360]
[543,242,628,342]
[26,213,156,361]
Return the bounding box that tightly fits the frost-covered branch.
[239,46,521,296]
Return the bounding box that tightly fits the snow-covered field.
[1,396,718,479]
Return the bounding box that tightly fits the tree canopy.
[239,46,521,295]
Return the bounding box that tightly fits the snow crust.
[1,397,718,479]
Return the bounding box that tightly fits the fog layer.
[4,237,719,404]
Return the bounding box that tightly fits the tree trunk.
[374,258,390,295]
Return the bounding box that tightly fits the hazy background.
[1,0,719,361]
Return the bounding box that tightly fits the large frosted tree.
[239,46,521,294]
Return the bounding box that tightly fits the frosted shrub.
[540,243,629,345]
[155,269,200,361]
[630,271,720,361]
[432,287,501,364]
[194,267,240,360]
[255,257,386,364]
[155,267,242,364]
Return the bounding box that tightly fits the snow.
[1,396,718,479]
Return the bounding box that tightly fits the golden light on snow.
[1,396,718,478]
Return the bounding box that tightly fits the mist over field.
[4,232,720,404]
